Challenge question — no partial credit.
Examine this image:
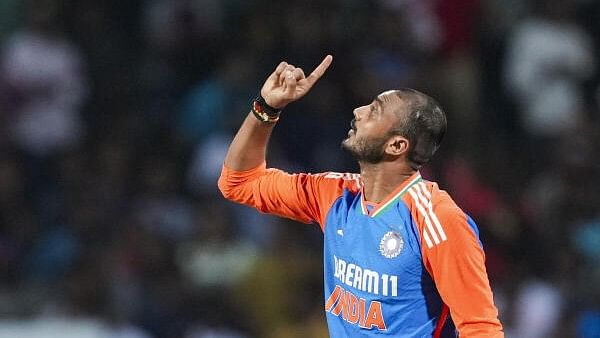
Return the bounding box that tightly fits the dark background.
[0,0,599,337]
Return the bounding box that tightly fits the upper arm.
[218,163,358,229]
[405,183,503,337]
[423,207,502,337]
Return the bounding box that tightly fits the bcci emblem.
[379,231,404,259]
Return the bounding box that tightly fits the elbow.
[217,164,262,205]
[217,171,234,200]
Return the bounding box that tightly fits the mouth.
[347,119,357,137]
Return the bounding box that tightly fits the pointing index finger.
[306,55,333,86]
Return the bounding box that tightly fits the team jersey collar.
[359,172,422,217]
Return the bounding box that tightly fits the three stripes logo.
[407,182,447,248]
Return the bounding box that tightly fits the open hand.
[260,55,333,109]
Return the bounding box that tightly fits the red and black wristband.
[252,94,281,123]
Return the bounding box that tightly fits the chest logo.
[379,231,404,259]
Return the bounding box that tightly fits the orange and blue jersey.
[218,162,503,338]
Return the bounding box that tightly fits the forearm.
[223,112,275,171]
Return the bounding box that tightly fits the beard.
[341,133,389,164]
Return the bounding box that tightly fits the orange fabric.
[403,182,504,338]
[218,162,360,230]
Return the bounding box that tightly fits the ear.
[386,135,409,156]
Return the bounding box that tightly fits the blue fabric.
[322,188,457,337]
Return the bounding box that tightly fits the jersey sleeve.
[218,162,359,230]
[406,183,504,337]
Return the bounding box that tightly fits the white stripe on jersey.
[415,183,447,241]
[409,185,447,248]
[422,227,434,249]
[323,172,362,189]
[408,188,440,245]
[417,181,431,198]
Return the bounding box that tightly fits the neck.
[359,161,416,203]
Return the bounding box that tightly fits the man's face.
[342,91,405,163]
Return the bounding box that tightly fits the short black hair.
[390,89,447,169]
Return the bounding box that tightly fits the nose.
[353,105,367,120]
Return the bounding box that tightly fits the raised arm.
[218,55,344,226]
[224,55,333,171]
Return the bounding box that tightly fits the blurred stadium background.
[0,0,599,337]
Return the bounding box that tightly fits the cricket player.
[218,55,503,337]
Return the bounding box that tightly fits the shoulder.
[311,172,362,194]
[402,180,473,248]
[425,181,464,218]
[405,180,463,217]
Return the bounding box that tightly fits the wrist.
[260,90,285,109]
[252,94,281,123]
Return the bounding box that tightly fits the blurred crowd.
[0,0,599,337]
